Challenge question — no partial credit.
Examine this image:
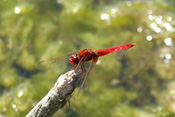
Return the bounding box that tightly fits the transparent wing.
[38,50,80,71]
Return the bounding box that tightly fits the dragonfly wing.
[38,50,80,71]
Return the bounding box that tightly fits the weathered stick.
[26,70,80,117]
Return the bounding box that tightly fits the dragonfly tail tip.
[132,43,136,46]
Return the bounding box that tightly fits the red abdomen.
[96,44,135,57]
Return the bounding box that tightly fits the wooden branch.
[26,70,80,117]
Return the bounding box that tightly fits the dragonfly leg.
[62,53,89,90]
[77,60,94,97]
[76,53,93,96]
[74,52,89,73]
[77,63,86,85]
[68,64,77,72]
[78,52,91,81]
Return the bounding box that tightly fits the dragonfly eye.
[69,55,79,65]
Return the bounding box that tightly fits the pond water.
[0,0,175,116]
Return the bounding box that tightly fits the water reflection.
[155,27,161,33]
[17,91,23,98]
[148,15,154,20]
[164,53,172,64]
[137,27,143,32]
[147,11,175,34]
[164,58,169,64]
[167,16,172,21]
[12,104,18,112]
[126,2,132,7]
[57,0,62,4]
[100,13,109,20]
[111,8,118,14]
[164,22,173,32]
[146,9,174,66]
[146,35,152,41]
[156,16,162,24]
[111,8,118,17]
[72,7,79,14]
[165,53,171,60]
[14,7,20,14]
[150,22,157,30]
[100,13,111,25]
[164,37,172,46]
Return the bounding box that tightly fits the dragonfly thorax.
[69,54,79,65]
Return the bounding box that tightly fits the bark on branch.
[26,70,80,117]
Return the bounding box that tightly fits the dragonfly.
[39,44,136,95]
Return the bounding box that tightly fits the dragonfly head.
[69,54,79,65]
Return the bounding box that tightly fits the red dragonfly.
[39,44,135,95]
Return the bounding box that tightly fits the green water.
[0,0,175,116]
